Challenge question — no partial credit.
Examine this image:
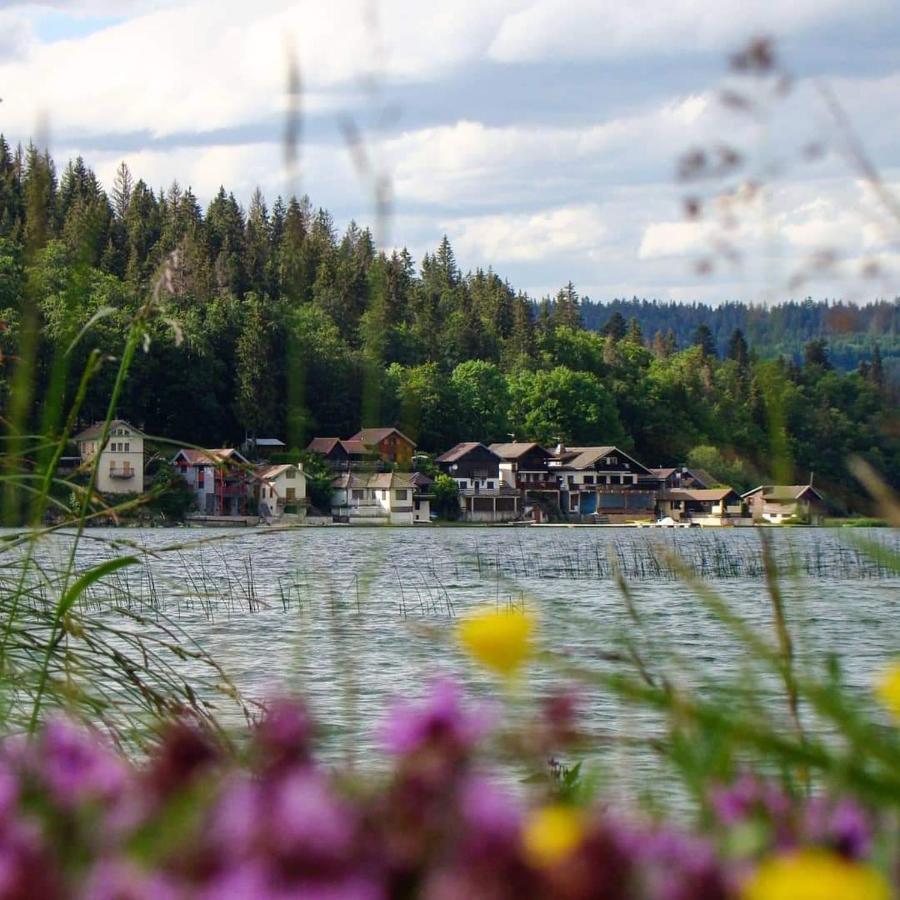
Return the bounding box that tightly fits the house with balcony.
[348,428,416,466]
[741,484,827,524]
[330,472,423,525]
[255,463,308,522]
[74,420,146,495]
[171,448,253,516]
[657,488,750,526]
[490,442,560,521]
[436,442,521,522]
[550,445,656,522]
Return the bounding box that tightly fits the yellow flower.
[875,662,900,720]
[522,804,584,868]
[457,606,534,677]
[743,850,890,900]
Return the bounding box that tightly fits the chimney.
[554,442,566,457]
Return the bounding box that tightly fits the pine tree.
[693,323,717,358]
[726,328,749,368]
[626,316,643,345]
[111,161,133,221]
[870,343,884,389]
[601,311,626,341]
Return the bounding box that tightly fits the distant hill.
[580,298,899,378]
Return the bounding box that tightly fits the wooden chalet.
[549,445,656,522]
[436,442,521,522]
[348,428,416,466]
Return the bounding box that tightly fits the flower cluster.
[0,609,892,898]
[0,681,892,900]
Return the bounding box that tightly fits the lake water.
[14,525,900,805]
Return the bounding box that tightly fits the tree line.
[0,140,895,509]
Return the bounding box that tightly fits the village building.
[656,488,749,526]
[331,472,426,525]
[255,463,308,521]
[490,442,560,521]
[436,442,521,523]
[171,448,253,517]
[550,445,657,522]
[650,466,717,491]
[306,437,368,471]
[742,484,827,525]
[348,428,416,466]
[74,420,146,495]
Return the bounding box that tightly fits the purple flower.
[206,775,263,859]
[255,698,314,770]
[0,818,58,899]
[380,679,492,757]
[269,770,354,864]
[460,776,520,844]
[804,796,872,859]
[79,859,181,900]
[145,718,218,797]
[39,717,128,810]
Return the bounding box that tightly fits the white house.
[74,420,145,495]
[331,472,423,525]
[256,463,308,521]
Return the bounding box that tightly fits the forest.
[0,139,896,508]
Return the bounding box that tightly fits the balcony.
[519,480,560,492]
[109,467,135,479]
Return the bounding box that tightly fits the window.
[352,489,364,501]
[124,443,130,452]
[485,481,494,489]
[567,476,575,487]
[458,480,468,490]
[611,475,620,485]
[584,475,594,485]
[396,489,407,501]
[198,469,205,488]
[286,488,296,501]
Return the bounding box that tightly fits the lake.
[14,525,900,805]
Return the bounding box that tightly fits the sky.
[1,0,899,305]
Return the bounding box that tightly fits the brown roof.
[742,484,824,502]
[436,442,499,464]
[651,467,677,480]
[173,448,249,467]
[340,439,368,456]
[75,419,144,441]
[256,463,298,482]
[332,472,417,490]
[350,427,417,449]
[561,446,617,469]
[661,488,739,502]
[307,437,342,454]
[489,442,550,460]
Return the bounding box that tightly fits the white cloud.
[442,204,609,264]
[487,0,890,63]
